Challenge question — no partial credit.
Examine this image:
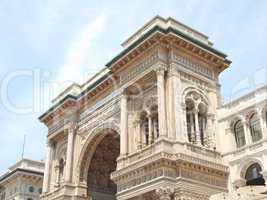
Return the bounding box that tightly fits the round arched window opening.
[245,163,265,186]
[234,120,246,148]
[249,113,262,143]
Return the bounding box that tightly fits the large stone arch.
[239,157,264,179]
[77,121,120,184]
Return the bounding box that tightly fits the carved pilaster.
[155,65,168,138]
[65,122,77,183]
[43,141,54,193]
[120,92,128,156]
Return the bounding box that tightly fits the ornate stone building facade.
[39,16,237,200]
[0,159,44,200]
[215,86,267,199]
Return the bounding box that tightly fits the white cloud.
[54,15,107,92]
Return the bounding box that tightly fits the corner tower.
[109,16,231,200]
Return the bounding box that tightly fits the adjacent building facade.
[38,16,267,200]
[0,159,44,200]
[215,86,267,199]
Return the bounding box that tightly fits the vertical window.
[198,113,207,145]
[249,113,262,142]
[186,99,195,143]
[59,158,65,183]
[144,117,149,145]
[186,110,193,142]
[234,120,246,148]
[151,115,159,140]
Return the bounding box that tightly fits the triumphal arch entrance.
[40,16,231,200]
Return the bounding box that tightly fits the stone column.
[189,112,195,142]
[43,141,53,193]
[120,93,128,156]
[156,188,173,200]
[156,66,167,138]
[65,123,76,183]
[135,119,142,150]
[148,114,153,144]
[194,109,201,145]
[54,161,60,187]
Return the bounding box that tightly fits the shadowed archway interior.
[87,133,120,200]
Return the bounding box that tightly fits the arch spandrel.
[76,121,120,184]
[182,86,210,107]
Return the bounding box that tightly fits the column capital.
[46,140,55,147]
[256,106,264,115]
[181,102,187,111]
[133,118,141,125]
[168,64,179,77]
[155,64,167,76]
[69,121,78,132]
[156,187,173,200]
[238,115,248,126]
[120,88,129,97]
[192,107,199,114]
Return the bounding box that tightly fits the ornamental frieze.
[112,150,228,193]
[180,168,227,188]
[114,158,227,193]
[173,54,213,80]
[48,119,66,134]
[120,52,159,85]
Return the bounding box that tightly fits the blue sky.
[0,0,267,174]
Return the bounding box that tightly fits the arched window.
[151,105,159,140]
[198,103,207,146]
[234,120,246,148]
[245,163,265,186]
[185,92,208,146]
[249,113,262,142]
